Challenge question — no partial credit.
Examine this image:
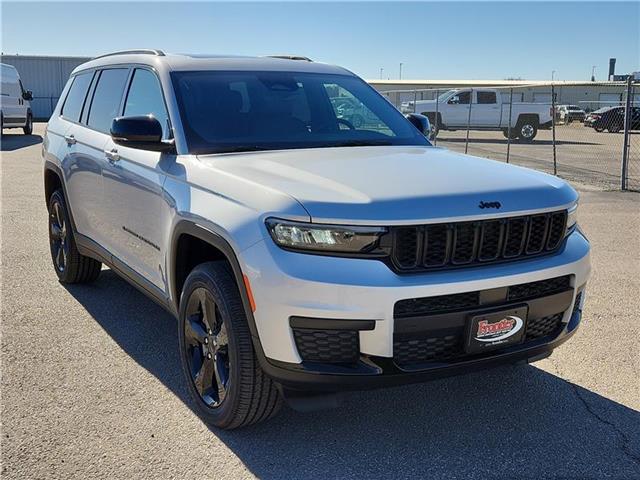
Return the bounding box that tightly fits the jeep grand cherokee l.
[43,50,590,429]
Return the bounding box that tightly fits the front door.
[445,89,471,126]
[101,68,173,292]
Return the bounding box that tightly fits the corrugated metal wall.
[0,55,91,120]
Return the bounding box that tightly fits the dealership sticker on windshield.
[466,306,528,354]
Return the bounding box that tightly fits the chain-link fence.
[379,81,639,191]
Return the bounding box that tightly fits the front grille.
[390,211,567,272]
[394,275,571,318]
[393,334,463,365]
[524,313,564,340]
[292,328,359,364]
[508,276,571,302]
[393,312,564,368]
[394,291,480,318]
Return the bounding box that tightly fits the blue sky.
[1,1,638,80]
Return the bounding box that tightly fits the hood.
[198,146,577,225]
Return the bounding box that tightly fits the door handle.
[64,134,76,145]
[104,148,120,163]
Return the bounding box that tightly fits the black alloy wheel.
[184,287,231,408]
[49,195,69,273]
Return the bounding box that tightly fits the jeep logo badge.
[475,315,523,342]
[479,201,501,209]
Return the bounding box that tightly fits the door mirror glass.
[22,90,33,101]
[111,115,173,152]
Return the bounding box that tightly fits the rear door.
[56,70,109,242]
[472,90,501,127]
[101,67,173,291]
[71,67,131,247]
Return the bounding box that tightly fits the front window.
[171,71,429,154]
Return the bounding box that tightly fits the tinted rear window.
[61,72,94,121]
[87,68,129,134]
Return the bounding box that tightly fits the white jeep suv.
[43,50,590,429]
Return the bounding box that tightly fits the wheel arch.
[516,113,540,126]
[169,221,259,339]
[44,163,63,207]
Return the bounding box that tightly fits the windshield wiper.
[212,145,272,154]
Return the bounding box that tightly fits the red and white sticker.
[475,315,524,343]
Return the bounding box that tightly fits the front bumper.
[240,229,590,389]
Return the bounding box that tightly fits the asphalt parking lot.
[2,123,639,479]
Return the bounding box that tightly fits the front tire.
[23,113,33,135]
[178,262,282,429]
[48,190,102,283]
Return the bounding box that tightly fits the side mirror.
[110,115,173,152]
[448,97,460,105]
[405,113,431,137]
[22,90,33,101]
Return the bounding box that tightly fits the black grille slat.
[452,223,478,264]
[526,215,549,254]
[547,212,567,250]
[423,225,449,267]
[292,328,359,364]
[393,227,419,269]
[503,218,528,258]
[389,211,567,272]
[478,220,503,261]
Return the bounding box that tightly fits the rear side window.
[87,68,129,134]
[123,69,169,138]
[477,91,496,104]
[61,72,94,121]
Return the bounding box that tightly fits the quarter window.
[124,69,170,138]
[61,72,94,122]
[87,68,129,134]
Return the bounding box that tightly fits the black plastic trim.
[290,317,375,331]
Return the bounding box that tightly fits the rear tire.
[48,189,102,283]
[517,118,538,143]
[178,262,282,429]
[23,113,33,135]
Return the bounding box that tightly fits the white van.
[1,63,34,135]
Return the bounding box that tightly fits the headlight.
[566,202,578,234]
[265,218,387,254]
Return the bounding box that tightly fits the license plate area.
[466,305,528,355]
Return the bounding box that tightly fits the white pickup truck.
[402,89,553,142]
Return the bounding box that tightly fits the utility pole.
[551,70,556,82]
[591,65,597,82]
[380,67,384,80]
[399,63,403,80]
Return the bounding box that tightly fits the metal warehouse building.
[0,54,630,120]
[368,79,629,111]
[1,55,90,120]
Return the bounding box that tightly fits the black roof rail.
[267,55,313,62]
[94,49,165,60]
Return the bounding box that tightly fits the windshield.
[437,90,456,102]
[171,71,430,154]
